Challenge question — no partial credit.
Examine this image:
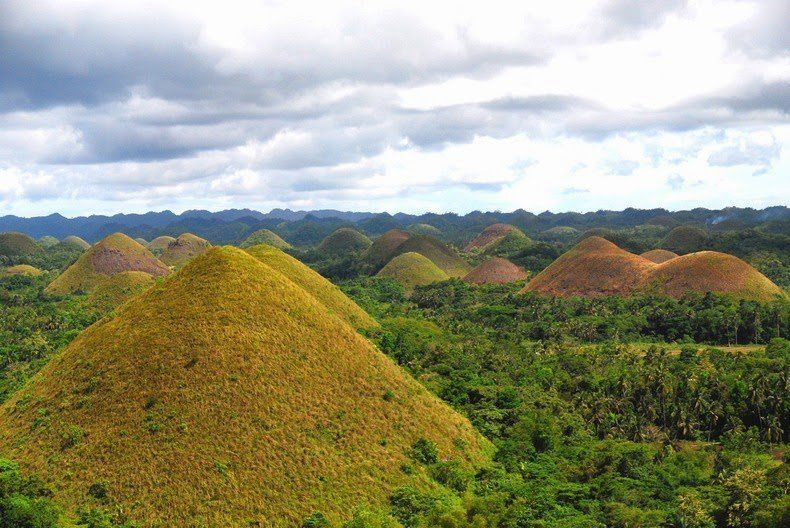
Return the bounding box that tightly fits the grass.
[0,232,40,257]
[376,252,449,293]
[245,243,378,330]
[481,229,532,256]
[240,229,291,249]
[45,233,170,295]
[86,270,156,311]
[365,229,411,268]
[134,237,149,247]
[406,224,442,237]
[318,228,372,255]
[640,249,678,263]
[463,224,523,252]
[463,257,529,285]
[159,233,211,268]
[0,246,490,526]
[390,235,471,278]
[2,264,44,277]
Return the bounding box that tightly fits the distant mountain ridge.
[1,206,787,246]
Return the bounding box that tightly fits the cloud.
[666,175,684,190]
[707,132,781,167]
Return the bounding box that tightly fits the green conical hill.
[0,247,489,526]
[407,223,442,237]
[0,232,39,257]
[240,229,291,249]
[390,235,471,278]
[245,244,377,330]
[61,235,91,250]
[376,252,449,292]
[318,228,372,255]
[38,236,60,248]
[45,233,169,295]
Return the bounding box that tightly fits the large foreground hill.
[0,246,488,525]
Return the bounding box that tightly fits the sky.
[0,0,788,217]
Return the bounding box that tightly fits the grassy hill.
[661,225,710,254]
[45,233,170,295]
[318,227,372,255]
[148,235,176,254]
[2,264,44,277]
[134,237,149,247]
[521,236,655,297]
[464,223,523,252]
[61,235,91,250]
[245,244,377,330]
[645,251,784,301]
[482,229,532,257]
[376,252,449,292]
[464,257,529,285]
[407,223,442,237]
[365,229,411,268]
[159,233,211,268]
[640,249,678,263]
[0,232,39,257]
[391,235,471,278]
[0,246,489,526]
[240,228,291,249]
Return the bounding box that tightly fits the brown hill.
[464,257,529,285]
[521,236,655,297]
[366,229,411,268]
[640,249,679,264]
[159,233,211,268]
[45,233,169,295]
[645,251,783,301]
[0,247,489,526]
[464,224,522,252]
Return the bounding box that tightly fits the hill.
[365,229,411,268]
[521,236,655,297]
[662,226,710,254]
[159,233,211,268]
[148,235,176,254]
[376,252,449,292]
[391,235,472,278]
[482,229,532,256]
[318,227,372,255]
[239,228,291,249]
[407,223,442,237]
[640,249,679,264]
[464,224,523,252]
[134,237,149,247]
[45,233,170,295]
[0,232,39,257]
[0,247,489,525]
[38,235,59,248]
[62,235,91,250]
[245,244,377,330]
[464,257,529,285]
[2,264,44,277]
[645,251,783,301]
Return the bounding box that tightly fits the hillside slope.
[0,247,489,526]
[376,252,449,292]
[245,244,377,330]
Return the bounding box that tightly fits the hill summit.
[464,223,523,252]
[45,233,169,295]
[0,246,488,525]
[240,228,291,249]
[318,227,372,255]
